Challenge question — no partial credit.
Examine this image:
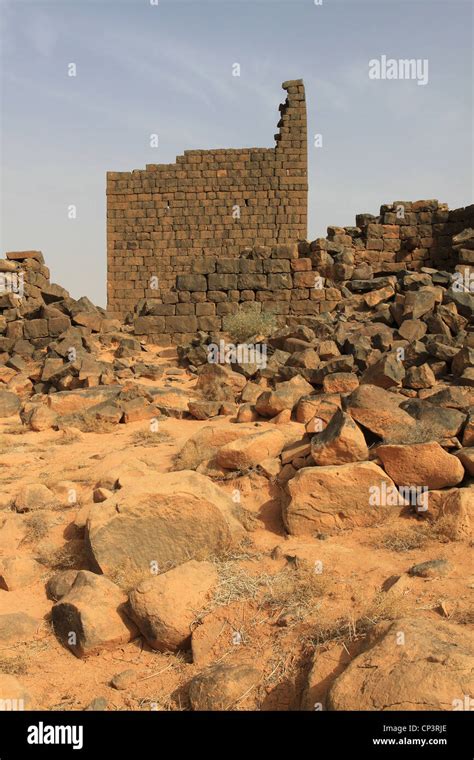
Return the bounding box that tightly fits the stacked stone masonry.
[107,79,308,318]
[130,199,474,344]
[106,75,473,343]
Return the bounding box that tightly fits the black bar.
[0,710,472,758]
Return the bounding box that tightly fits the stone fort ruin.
[107,79,308,320]
[107,78,473,343]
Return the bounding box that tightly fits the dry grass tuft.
[362,591,412,626]
[306,617,361,648]
[22,513,50,544]
[108,558,180,593]
[206,553,330,624]
[211,561,269,607]
[261,562,331,622]
[0,654,29,676]
[449,608,474,626]
[53,429,82,445]
[131,430,172,446]
[431,516,464,543]
[305,590,413,650]
[379,524,430,552]
[37,540,88,570]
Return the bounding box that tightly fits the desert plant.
[223,304,276,342]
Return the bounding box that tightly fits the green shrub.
[222,305,276,343]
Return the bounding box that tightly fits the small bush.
[223,305,276,343]
[379,525,430,552]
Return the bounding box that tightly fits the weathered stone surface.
[376,442,465,488]
[148,387,193,417]
[328,617,474,711]
[216,429,285,470]
[0,612,39,643]
[285,349,320,370]
[174,424,260,470]
[428,488,473,540]
[52,570,137,657]
[452,347,474,377]
[0,556,41,591]
[128,560,218,651]
[408,559,449,578]
[14,483,57,512]
[46,569,79,601]
[255,376,313,418]
[344,384,417,439]
[86,471,244,578]
[284,461,397,535]
[188,400,222,420]
[402,289,437,319]
[455,447,474,476]
[404,363,436,389]
[311,409,368,465]
[188,662,261,711]
[47,386,122,415]
[26,405,58,431]
[399,399,466,442]
[427,386,474,410]
[397,319,427,342]
[296,394,340,424]
[0,390,20,418]
[322,372,359,394]
[361,352,405,388]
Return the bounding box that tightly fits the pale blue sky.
[1,0,472,305]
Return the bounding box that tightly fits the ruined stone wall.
[107,79,308,319]
[131,199,473,344]
[332,200,474,273]
[132,242,342,344]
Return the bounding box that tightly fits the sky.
[0,0,472,306]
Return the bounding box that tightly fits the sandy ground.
[0,345,472,711]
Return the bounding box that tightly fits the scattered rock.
[128,560,218,651]
[455,447,474,476]
[84,697,108,711]
[0,390,20,418]
[311,409,368,465]
[408,558,450,578]
[14,483,57,513]
[0,556,41,591]
[46,569,79,601]
[188,661,261,711]
[86,471,244,578]
[255,376,313,418]
[344,384,417,439]
[328,617,474,710]
[376,442,465,488]
[284,461,397,535]
[216,429,285,470]
[52,570,137,657]
[110,670,139,690]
